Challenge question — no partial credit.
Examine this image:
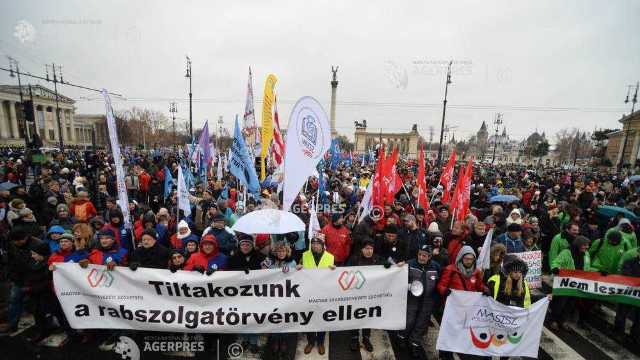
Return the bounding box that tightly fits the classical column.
[0,101,9,139]
[631,131,640,165]
[68,110,76,142]
[330,66,338,137]
[8,102,19,139]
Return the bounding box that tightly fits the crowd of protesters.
[1,146,639,360]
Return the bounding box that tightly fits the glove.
[551,268,560,275]
[600,271,608,276]
[206,267,216,276]
[383,262,391,269]
[169,265,179,273]
[193,265,205,274]
[244,268,250,274]
[129,262,140,271]
[79,259,89,269]
[106,261,116,271]
[445,289,452,297]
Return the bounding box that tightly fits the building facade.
[353,120,421,158]
[606,110,640,168]
[0,84,105,148]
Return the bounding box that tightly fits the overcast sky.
[1,0,639,143]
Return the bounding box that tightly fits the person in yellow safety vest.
[297,233,336,355]
[487,255,531,308]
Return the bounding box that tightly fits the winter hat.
[59,232,74,241]
[9,198,25,208]
[502,255,528,276]
[361,237,375,248]
[255,234,270,249]
[427,222,440,234]
[404,214,417,223]
[47,196,58,205]
[431,231,444,242]
[418,244,433,254]
[32,242,51,257]
[19,208,34,217]
[57,204,69,213]
[384,224,398,234]
[200,234,217,245]
[572,235,591,248]
[311,233,325,244]
[48,225,66,235]
[177,220,191,240]
[237,233,254,246]
[141,229,157,240]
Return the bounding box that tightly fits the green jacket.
[548,233,570,266]
[617,247,639,273]
[551,248,591,271]
[589,238,630,274]
[605,227,637,249]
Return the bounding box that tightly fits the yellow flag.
[260,74,278,180]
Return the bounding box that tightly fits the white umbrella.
[231,209,305,234]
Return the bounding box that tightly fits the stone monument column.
[330,66,338,137]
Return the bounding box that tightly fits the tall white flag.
[216,154,224,180]
[102,90,132,233]
[177,166,191,218]
[282,97,331,211]
[357,176,375,223]
[476,228,494,270]
[308,197,321,242]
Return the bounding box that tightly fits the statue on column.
[331,66,339,82]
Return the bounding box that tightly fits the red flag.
[383,146,402,204]
[450,158,473,221]
[372,145,386,207]
[271,96,285,166]
[417,143,429,209]
[439,150,457,203]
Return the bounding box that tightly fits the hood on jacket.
[200,234,219,258]
[490,243,507,263]
[177,220,191,240]
[455,245,476,265]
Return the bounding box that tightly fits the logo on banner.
[114,336,140,360]
[87,268,114,288]
[338,270,366,291]
[297,113,323,158]
[468,308,524,349]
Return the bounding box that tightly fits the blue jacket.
[496,233,526,253]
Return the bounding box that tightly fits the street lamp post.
[185,56,192,140]
[436,61,453,167]
[618,82,639,172]
[169,102,177,147]
[491,113,503,165]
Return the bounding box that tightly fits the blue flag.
[330,139,340,170]
[163,166,174,199]
[229,116,261,195]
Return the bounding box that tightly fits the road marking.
[540,327,585,360]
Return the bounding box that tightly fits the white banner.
[509,251,542,289]
[102,90,132,231]
[436,290,548,358]
[53,263,407,333]
[282,97,332,211]
[177,166,191,218]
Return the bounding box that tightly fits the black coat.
[227,249,265,272]
[7,238,44,285]
[130,242,171,269]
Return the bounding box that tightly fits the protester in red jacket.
[437,245,485,297]
[445,221,470,265]
[321,213,352,265]
[88,229,128,270]
[184,235,228,273]
[138,169,151,193]
[69,190,97,223]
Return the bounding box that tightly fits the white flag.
[102,90,132,232]
[216,154,223,180]
[357,176,375,223]
[177,166,191,218]
[282,97,331,211]
[308,197,321,242]
[476,227,494,270]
